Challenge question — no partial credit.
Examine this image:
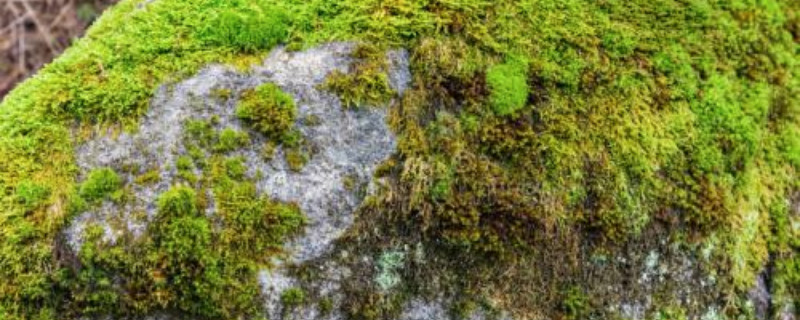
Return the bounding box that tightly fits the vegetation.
[281,287,306,307]
[79,168,123,203]
[323,44,396,109]
[486,58,529,116]
[65,183,303,319]
[236,83,296,142]
[0,0,799,319]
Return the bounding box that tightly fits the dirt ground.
[1,0,116,99]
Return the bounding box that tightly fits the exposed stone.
[65,42,410,320]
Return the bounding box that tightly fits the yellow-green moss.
[2,0,800,319]
[323,44,396,109]
[236,83,296,142]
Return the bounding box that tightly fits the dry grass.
[0,0,116,98]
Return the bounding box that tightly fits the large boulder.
[1,1,799,319]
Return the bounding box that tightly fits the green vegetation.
[134,169,161,185]
[15,180,51,211]
[214,128,250,153]
[323,44,396,109]
[281,287,306,307]
[1,0,799,319]
[234,82,312,170]
[65,184,303,318]
[236,83,296,142]
[487,58,529,116]
[561,286,590,320]
[79,168,123,203]
[55,118,305,319]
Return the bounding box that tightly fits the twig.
[48,3,72,29]
[0,14,28,35]
[19,0,60,55]
[17,22,25,74]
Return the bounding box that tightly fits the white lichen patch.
[65,42,411,319]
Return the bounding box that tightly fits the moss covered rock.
[1,0,800,319]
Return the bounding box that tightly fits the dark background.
[1,0,116,99]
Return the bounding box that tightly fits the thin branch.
[0,13,27,35]
[19,0,60,55]
[48,4,72,29]
[17,22,25,74]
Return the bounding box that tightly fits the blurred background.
[1,0,117,99]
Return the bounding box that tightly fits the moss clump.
[210,87,232,102]
[175,156,199,184]
[184,119,217,149]
[236,83,296,142]
[214,128,250,153]
[285,148,310,172]
[184,119,251,156]
[486,58,529,116]
[79,168,122,203]
[281,288,306,307]
[134,169,160,185]
[561,286,591,320]
[323,44,395,109]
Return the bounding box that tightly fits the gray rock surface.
[65,42,411,319]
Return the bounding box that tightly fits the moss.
[285,148,310,172]
[3,0,800,319]
[214,128,250,153]
[323,44,396,109]
[134,169,161,185]
[486,58,529,116]
[318,297,334,315]
[561,286,590,320]
[198,3,289,53]
[79,168,123,203]
[261,141,277,161]
[210,87,232,102]
[236,83,296,142]
[281,288,306,307]
[303,114,322,126]
[15,180,52,211]
[61,164,304,318]
[184,119,216,149]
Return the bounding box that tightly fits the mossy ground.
[1,0,799,319]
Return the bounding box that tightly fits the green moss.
[134,169,161,185]
[281,288,306,307]
[210,88,232,102]
[3,0,800,319]
[487,58,529,116]
[236,83,296,142]
[318,297,334,315]
[285,148,310,172]
[184,119,216,149]
[198,3,289,53]
[61,170,304,318]
[561,286,590,320]
[214,128,250,153]
[303,114,322,126]
[323,44,395,109]
[79,168,123,203]
[261,141,277,161]
[15,180,52,211]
